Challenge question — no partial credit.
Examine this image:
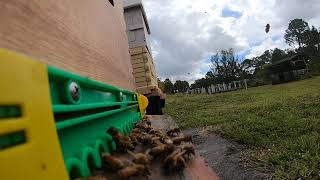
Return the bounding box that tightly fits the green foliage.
[210,48,247,83]
[164,77,320,179]
[191,76,213,89]
[158,78,165,92]
[271,48,287,63]
[284,19,310,48]
[163,78,174,94]
[174,80,189,93]
[310,56,320,75]
[304,26,320,56]
[254,64,272,84]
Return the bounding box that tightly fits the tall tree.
[163,78,174,94]
[271,48,286,63]
[157,78,165,92]
[192,78,211,89]
[284,19,310,48]
[174,80,189,93]
[210,48,244,83]
[304,26,320,55]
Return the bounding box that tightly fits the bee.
[180,144,195,159]
[140,133,153,145]
[149,129,163,136]
[136,122,152,132]
[162,149,187,173]
[107,127,134,152]
[151,136,163,147]
[160,137,173,145]
[127,149,151,165]
[166,128,181,137]
[128,133,139,146]
[75,175,107,180]
[149,144,176,160]
[142,116,151,126]
[101,154,125,171]
[131,128,141,134]
[118,164,151,180]
[173,135,192,145]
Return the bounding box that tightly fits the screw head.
[69,81,80,102]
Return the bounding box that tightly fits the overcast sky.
[141,0,320,83]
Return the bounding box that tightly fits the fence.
[187,80,248,95]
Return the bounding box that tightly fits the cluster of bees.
[77,117,195,180]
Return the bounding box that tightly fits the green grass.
[164,77,320,179]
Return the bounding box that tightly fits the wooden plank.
[136,85,154,94]
[129,46,148,55]
[135,81,150,87]
[131,54,144,60]
[131,52,154,65]
[0,0,136,90]
[134,78,157,87]
[135,76,151,83]
[133,64,150,73]
[132,72,147,78]
[151,77,158,86]
[128,45,158,91]
[131,57,148,64]
[132,62,146,69]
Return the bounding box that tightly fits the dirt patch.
[183,128,271,180]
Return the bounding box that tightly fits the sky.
[142,0,320,83]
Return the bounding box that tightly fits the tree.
[271,48,286,63]
[210,48,245,83]
[191,78,211,89]
[285,49,296,57]
[157,78,165,92]
[163,78,174,94]
[304,26,320,55]
[258,50,272,65]
[174,80,189,93]
[255,64,272,84]
[284,19,310,48]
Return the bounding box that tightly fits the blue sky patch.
[222,7,242,19]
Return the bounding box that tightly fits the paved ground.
[183,127,271,180]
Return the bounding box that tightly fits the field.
[164,77,320,179]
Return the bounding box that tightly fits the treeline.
[160,18,320,94]
[158,79,189,94]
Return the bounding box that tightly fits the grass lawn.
[164,77,320,179]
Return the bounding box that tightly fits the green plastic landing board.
[48,66,141,179]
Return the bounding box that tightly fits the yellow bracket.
[137,94,149,117]
[0,49,69,180]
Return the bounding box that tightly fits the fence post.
[244,79,248,89]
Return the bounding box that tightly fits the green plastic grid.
[47,66,141,178]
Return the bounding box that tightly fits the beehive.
[0,0,135,90]
[130,46,158,94]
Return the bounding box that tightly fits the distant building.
[270,54,310,84]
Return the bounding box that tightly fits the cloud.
[142,0,320,83]
[245,37,288,59]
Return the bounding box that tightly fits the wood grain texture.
[0,0,135,90]
[129,45,158,94]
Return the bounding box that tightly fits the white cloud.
[141,0,320,83]
[246,38,288,59]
